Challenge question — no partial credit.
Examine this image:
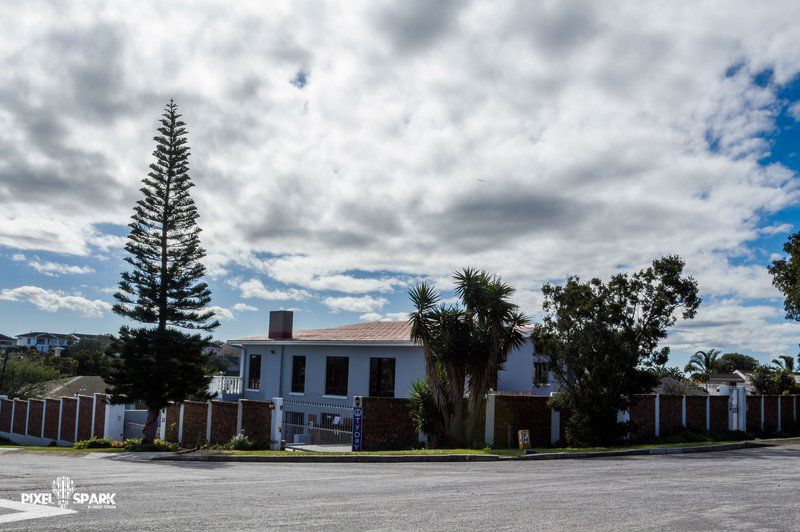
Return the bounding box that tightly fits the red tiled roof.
[236,321,413,343]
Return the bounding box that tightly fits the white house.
[225,311,554,444]
[15,332,103,353]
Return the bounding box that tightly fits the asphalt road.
[1,445,799,531]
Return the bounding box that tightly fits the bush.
[118,438,178,452]
[408,379,442,444]
[74,437,113,449]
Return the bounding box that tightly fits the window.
[247,354,262,390]
[533,362,549,386]
[291,356,306,394]
[369,357,396,397]
[325,356,349,396]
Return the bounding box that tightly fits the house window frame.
[291,355,306,395]
[324,356,349,397]
[247,353,262,391]
[369,357,396,398]
[533,361,549,386]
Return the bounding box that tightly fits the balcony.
[208,375,242,400]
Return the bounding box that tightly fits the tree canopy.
[532,256,700,446]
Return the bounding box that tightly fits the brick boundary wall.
[629,395,655,438]
[784,396,799,432]
[93,395,107,439]
[12,399,27,434]
[76,395,94,441]
[164,404,181,443]
[659,395,683,436]
[210,401,238,444]
[43,399,60,440]
[181,401,208,445]
[684,396,707,432]
[239,400,271,445]
[762,396,779,432]
[0,398,12,433]
[708,396,728,433]
[746,396,761,433]
[493,395,551,448]
[26,399,44,437]
[60,397,78,442]
[361,397,419,451]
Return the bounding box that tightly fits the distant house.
[15,332,105,354]
[0,333,15,352]
[704,372,748,395]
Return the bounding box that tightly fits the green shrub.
[229,433,256,450]
[74,437,113,449]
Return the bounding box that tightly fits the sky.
[1,1,800,368]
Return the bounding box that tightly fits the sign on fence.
[518,429,531,449]
[352,405,363,451]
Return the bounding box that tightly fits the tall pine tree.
[110,100,219,443]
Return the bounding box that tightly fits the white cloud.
[359,312,383,322]
[206,305,234,321]
[28,259,94,277]
[324,295,389,313]
[359,311,409,322]
[227,278,309,301]
[0,285,112,317]
[0,2,800,352]
[11,253,25,261]
[233,302,258,312]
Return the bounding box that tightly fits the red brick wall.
[43,399,60,440]
[746,396,761,433]
[181,401,208,445]
[709,396,728,433]
[779,396,794,432]
[685,396,707,431]
[659,395,683,435]
[93,395,107,439]
[12,399,27,434]
[164,404,181,443]
[493,395,551,448]
[0,398,12,432]
[26,400,44,437]
[629,395,655,438]
[361,397,419,451]
[60,397,77,442]
[240,400,271,445]
[763,396,779,432]
[210,401,238,444]
[76,395,94,441]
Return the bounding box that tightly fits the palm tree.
[772,355,795,373]
[684,349,721,391]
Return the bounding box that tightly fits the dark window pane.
[248,354,262,390]
[325,357,349,396]
[291,356,306,394]
[369,357,395,397]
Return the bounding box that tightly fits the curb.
[152,453,501,463]
[520,441,767,460]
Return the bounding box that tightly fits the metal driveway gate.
[282,399,353,447]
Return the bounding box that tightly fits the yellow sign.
[518,429,531,449]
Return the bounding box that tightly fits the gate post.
[485,393,495,447]
[270,397,283,450]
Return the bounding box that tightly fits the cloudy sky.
[1,0,800,366]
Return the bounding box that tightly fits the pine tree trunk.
[142,408,160,444]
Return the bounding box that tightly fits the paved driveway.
[0,444,798,530]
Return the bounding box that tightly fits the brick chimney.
[268,310,293,339]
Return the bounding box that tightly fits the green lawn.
[0,446,125,453]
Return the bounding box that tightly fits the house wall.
[684,396,707,431]
[76,395,94,441]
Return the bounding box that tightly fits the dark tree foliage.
[532,256,700,446]
[715,352,760,373]
[750,364,799,395]
[109,101,219,442]
[769,232,800,322]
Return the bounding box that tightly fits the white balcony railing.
[209,375,242,397]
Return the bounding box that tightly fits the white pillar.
[159,409,166,440]
[485,393,495,447]
[25,399,31,435]
[41,399,47,438]
[57,399,63,441]
[178,404,185,444]
[205,401,213,443]
[10,399,16,435]
[550,408,560,445]
[705,396,710,432]
[738,386,747,432]
[90,395,97,439]
[270,397,283,450]
[236,400,243,435]
[681,396,687,428]
[654,394,660,438]
[760,395,765,432]
[74,396,81,442]
[777,397,782,433]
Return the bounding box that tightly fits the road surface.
[0,445,798,530]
